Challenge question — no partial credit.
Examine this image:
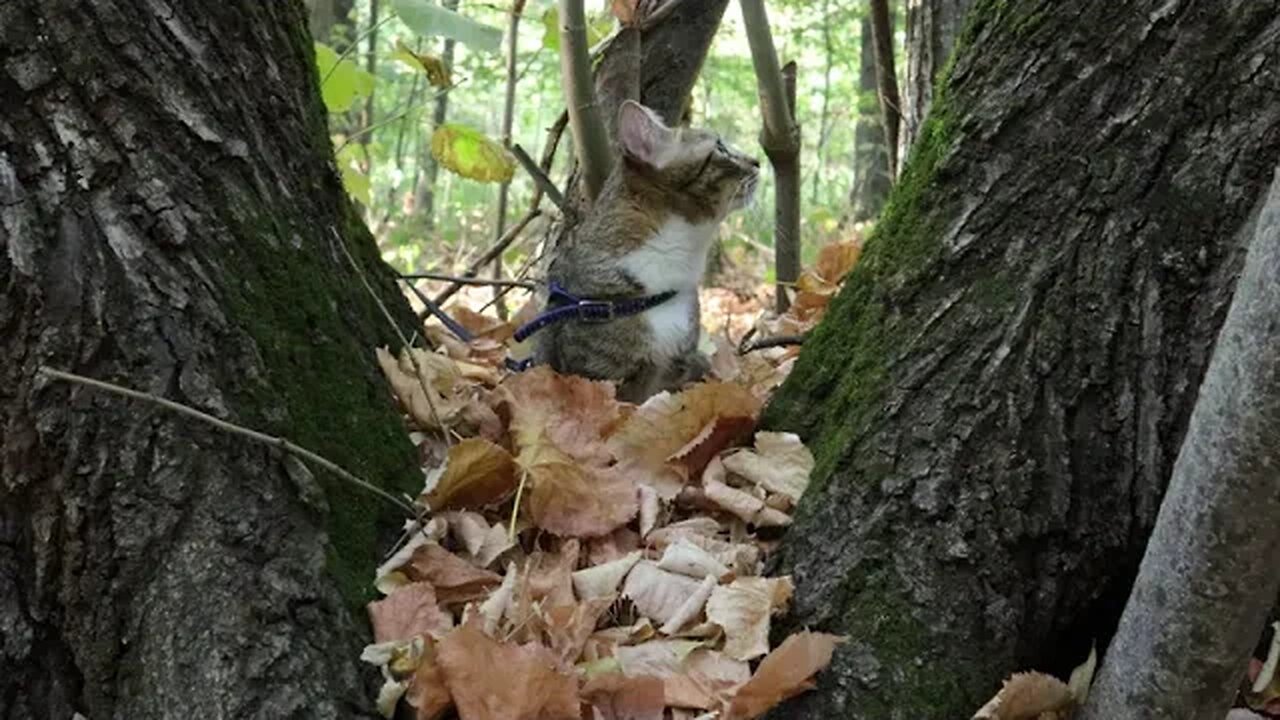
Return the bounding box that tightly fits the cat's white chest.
[619,216,716,359]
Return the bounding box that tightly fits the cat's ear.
[618,100,676,169]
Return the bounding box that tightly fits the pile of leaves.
[367,362,842,719]
[360,240,870,719]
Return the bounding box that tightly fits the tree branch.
[429,209,543,308]
[512,143,566,212]
[559,0,614,202]
[38,367,416,515]
[869,0,901,179]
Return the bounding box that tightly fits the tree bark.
[900,0,973,166]
[0,1,421,717]
[868,0,901,180]
[848,15,892,223]
[762,1,1280,717]
[1082,164,1280,720]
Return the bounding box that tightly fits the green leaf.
[540,8,560,51]
[431,124,515,183]
[341,166,372,206]
[540,7,613,53]
[394,0,502,54]
[315,42,375,113]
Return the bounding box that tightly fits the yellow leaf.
[422,438,517,511]
[431,123,515,183]
[394,39,452,88]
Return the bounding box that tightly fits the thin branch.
[38,367,416,515]
[739,334,806,354]
[512,144,566,212]
[320,13,396,87]
[331,228,454,445]
[868,0,901,179]
[334,79,469,156]
[558,0,614,201]
[402,281,475,343]
[739,0,799,150]
[429,208,543,309]
[399,272,536,289]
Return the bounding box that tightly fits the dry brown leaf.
[519,434,638,538]
[608,382,761,476]
[720,432,814,503]
[524,539,580,608]
[404,542,503,604]
[406,636,452,720]
[437,622,580,720]
[448,305,515,343]
[368,582,454,643]
[702,474,791,528]
[585,527,642,565]
[622,561,707,626]
[544,595,617,665]
[501,366,621,466]
[376,347,470,429]
[660,575,718,636]
[656,538,731,581]
[668,415,757,481]
[705,577,793,661]
[422,438,518,511]
[725,632,844,719]
[574,551,643,600]
[972,672,1075,720]
[582,673,666,720]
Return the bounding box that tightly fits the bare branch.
[429,209,543,308]
[512,144,566,212]
[38,367,417,515]
[559,0,614,201]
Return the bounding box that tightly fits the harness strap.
[512,281,678,344]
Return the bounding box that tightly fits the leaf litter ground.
[366,237,1275,720]
[364,241,862,720]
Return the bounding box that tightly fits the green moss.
[835,569,979,716]
[220,196,419,608]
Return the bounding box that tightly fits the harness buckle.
[577,299,615,323]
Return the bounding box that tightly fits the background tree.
[900,0,973,165]
[847,13,892,223]
[763,1,1280,717]
[0,1,421,715]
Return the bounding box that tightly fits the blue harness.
[505,281,676,371]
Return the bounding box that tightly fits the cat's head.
[617,100,760,221]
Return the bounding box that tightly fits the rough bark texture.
[1082,165,1280,720]
[0,1,421,718]
[900,0,973,166]
[848,15,892,223]
[763,1,1280,717]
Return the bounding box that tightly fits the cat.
[532,100,760,403]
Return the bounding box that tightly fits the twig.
[558,0,613,201]
[429,209,542,309]
[38,367,416,515]
[331,228,454,446]
[739,334,805,354]
[320,13,396,87]
[401,281,474,343]
[512,144,566,212]
[334,79,469,156]
[400,272,536,289]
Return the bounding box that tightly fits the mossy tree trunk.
[0,1,421,717]
[763,2,1280,718]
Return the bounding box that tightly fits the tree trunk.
[762,1,1280,717]
[900,0,973,166]
[414,0,460,232]
[868,0,901,180]
[1082,164,1280,720]
[306,0,356,46]
[848,15,892,223]
[0,1,421,717]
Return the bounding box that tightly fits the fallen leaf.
[403,542,502,604]
[656,538,731,581]
[721,432,814,503]
[368,582,454,643]
[574,551,643,600]
[437,622,580,720]
[422,438,518,511]
[705,577,793,661]
[725,632,844,719]
[582,673,665,720]
[622,561,707,626]
[406,636,452,720]
[376,347,471,429]
[519,433,638,537]
[660,575,718,636]
[609,382,761,477]
[501,365,621,467]
[972,672,1075,720]
[544,595,617,665]
[668,415,757,481]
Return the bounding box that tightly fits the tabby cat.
[533,100,760,402]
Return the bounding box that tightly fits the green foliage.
[394,0,503,54]
[315,42,375,112]
[539,6,616,52]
